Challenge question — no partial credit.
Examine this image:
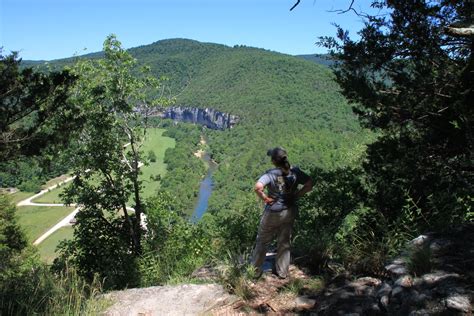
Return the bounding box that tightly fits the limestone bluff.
[158,106,239,130]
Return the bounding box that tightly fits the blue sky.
[1,0,378,60]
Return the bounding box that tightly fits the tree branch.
[289,0,300,11]
[445,25,474,37]
[327,0,371,19]
[329,0,355,14]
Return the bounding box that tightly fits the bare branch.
[379,89,401,95]
[435,93,452,98]
[0,130,32,144]
[327,0,371,19]
[329,0,355,14]
[0,84,21,99]
[445,25,474,37]
[289,0,300,11]
[122,152,134,172]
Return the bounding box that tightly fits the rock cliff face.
[160,106,238,130]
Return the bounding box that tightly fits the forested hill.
[23,38,372,213]
[133,39,371,213]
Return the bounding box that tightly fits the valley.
[5,39,373,264]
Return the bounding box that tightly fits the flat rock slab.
[295,296,317,309]
[445,294,472,313]
[103,284,237,316]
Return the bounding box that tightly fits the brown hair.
[267,147,290,171]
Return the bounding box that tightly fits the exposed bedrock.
[160,106,239,130]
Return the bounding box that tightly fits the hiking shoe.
[276,274,287,280]
[271,269,287,280]
[266,272,287,281]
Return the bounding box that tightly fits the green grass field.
[36,226,74,264]
[16,205,75,242]
[41,174,72,189]
[9,191,34,204]
[139,128,175,198]
[3,175,71,206]
[33,183,70,204]
[33,128,174,204]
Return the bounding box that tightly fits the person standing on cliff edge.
[252,147,313,279]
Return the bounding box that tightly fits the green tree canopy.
[320,0,473,229]
[0,51,78,161]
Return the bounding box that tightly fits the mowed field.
[13,128,174,262]
[37,227,74,264]
[33,184,69,204]
[32,128,175,204]
[16,205,75,242]
[139,128,175,198]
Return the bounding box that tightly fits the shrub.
[138,194,212,286]
[147,150,157,163]
[217,251,256,300]
[0,195,104,315]
[53,206,139,290]
[209,197,261,256]
[407,246,433,277]
[332,207,390,276]
[17,178,42,193]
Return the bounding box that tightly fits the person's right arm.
[255,181,274,204]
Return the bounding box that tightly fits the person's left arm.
[294,167,313,198]
[295,178,313,198]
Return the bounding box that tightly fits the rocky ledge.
[314,223,474,315]
[103,284,238,316]
[101,224,473,315]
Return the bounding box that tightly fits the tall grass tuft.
[0,261,106,315]
[45,265,107,315]
[407,246,433,277]
[216,250,256,300]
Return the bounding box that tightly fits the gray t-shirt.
[257,166,311,211]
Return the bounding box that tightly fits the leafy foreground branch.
[55,35,173,289]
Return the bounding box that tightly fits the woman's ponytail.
[267,147,291,173]
[282,156,290,171]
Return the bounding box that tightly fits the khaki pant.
[251,207,296,278]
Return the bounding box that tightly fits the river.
[158,107,237,220]
[190,139,217,222]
